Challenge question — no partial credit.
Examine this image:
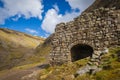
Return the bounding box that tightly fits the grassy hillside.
[35,34,54,63]
[0,28,44,49]
[0,28,44,70]
[0,41,119,80]
[38,47,120,80]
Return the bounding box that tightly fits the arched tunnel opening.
[70,44,94,62]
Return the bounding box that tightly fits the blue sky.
[0,0,95,38]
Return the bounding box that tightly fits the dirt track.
[0,64,49,80]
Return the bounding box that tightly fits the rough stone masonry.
[49,7,120,68]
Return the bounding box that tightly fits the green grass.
[37,47,120,80]
[92,47,120,80]
[76,47,120,80]
[13,62,41,70]
[38,58,89,80]
[35,44,51,62]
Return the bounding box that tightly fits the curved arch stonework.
[49,7,120,65]
[70,44,94,62]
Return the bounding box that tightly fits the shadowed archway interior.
[70,44,94,62]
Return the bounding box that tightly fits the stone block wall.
[49,7,120,65]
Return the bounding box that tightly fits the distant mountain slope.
[0,28,44,70]
[85,0,120,12]
[35,34,54,63]
[0,28,44,49]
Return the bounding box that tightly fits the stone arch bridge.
[49,7,120,65]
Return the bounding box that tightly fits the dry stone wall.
[49,7,120,66]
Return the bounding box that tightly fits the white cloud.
[41,0,95,34]
[41,8,79,33]
[40,36,47,39]
[53,4,59,12]
[41,9,62,33]
[11,14,21,21]
[0,0,43,24]
[25,28,38,34]
[66,0,95,11]
[0,8,9,24]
